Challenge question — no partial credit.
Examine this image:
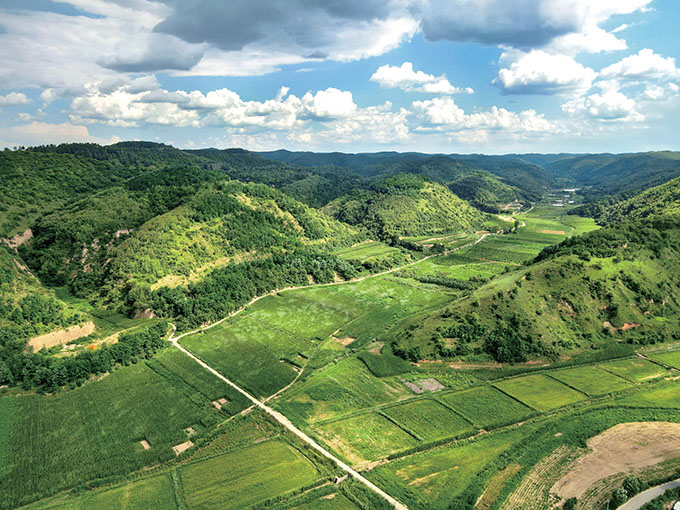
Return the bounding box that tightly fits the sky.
[0,0,679,154]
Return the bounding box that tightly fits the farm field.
[316,412,419,465]
[369,425,533,509]
[649,350,680,370]
[598,357,668,382]
[440,385,534,429]
[27,474,176,510]
[0,358,225,509]
[180,439,320,510]
[549,365,633,396]
[494,374,587,412]
[382,399,474,441]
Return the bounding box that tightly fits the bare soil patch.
[134,308,156,319]
[553,422,680,501]
[29,321,96,352]
[139,440,151,450]
[419,378,445,391]
[540,229,566,235]
[604,321,643,332]
[172,440,193,456]
[212,397,229,410]
[332,336,356,346]
[2,228,33,249]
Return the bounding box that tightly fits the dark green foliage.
[563,497,577,510]
[357,350,413,377]
[150,252,357,330]
[327,174,487,239]
[1,321,168,393]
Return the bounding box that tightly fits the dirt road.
[170,337,408,509]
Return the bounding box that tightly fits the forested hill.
[258,149,550,202]
[325,173,489,239]
[572,176,680,224]
[542,151,680,200]
[392,215,680,364]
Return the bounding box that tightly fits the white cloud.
[411,96,553,133]
[563,90,643,121]
[496,50,597,95]
[600,49,677,80]
[0,121,120,148]
[0,92,31,106]
[300,88,356,120]
[370,62,473,94]
[640,82,679,102]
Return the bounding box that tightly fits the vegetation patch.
[180,439,319,510]
[440,385,533,429]
[599,358,668,383]
[494,374,586,412]
[549,365,633,396]
[382,399,474,441]
[317,412,418,465]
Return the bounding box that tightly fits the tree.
[563,498,577,510]
[611,486,628,507]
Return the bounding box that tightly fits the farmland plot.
[494,374,586,412]
[441,385,533,429]
[549,366,632,396]
[598,358,667,382]
[382,399,474,441]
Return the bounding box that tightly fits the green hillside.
[392,215,680,363]
[448,174,525,212]
[325,173,488,238]
[575,176,680,224]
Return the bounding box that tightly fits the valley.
[2,144,680,510]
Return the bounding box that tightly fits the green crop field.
[598,358,668,382]
[494,374,586,412]
[369,426,531,509]
[440,385,533,429]
[149,348,250,413]
[288,491,359,509]
[649,350,680,370]
[0,360,223,508]
[27,474,176,510]
[317,412,418,465]
[277,357,412,424]
[619,380,680,408]
[549,365,633,396]
[180,439,319,510]
[382,399,474,441]
[180,317,300,398]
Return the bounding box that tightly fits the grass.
[180,316,300,399]
[598,358,668,382]
[369,426,532,509]
[334,241,401,262]
[618,380,680,408]
[440,386,533,429]
[494,374,587,412]
[148,349,251,415]
[549,365,633,396]
[0,398,12,472]
[27,473,176,510]
[316,412,418,465]
[382,399,474,441]
[649,350,680,370]
[288,491,359,509]
[0,359,223,509]
[180,439,319,510]
[277,357,412,424]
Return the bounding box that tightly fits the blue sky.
[0,0,678,153]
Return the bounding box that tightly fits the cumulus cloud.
[600,49,677,80]
[496,50,597,95]
[0,121,120,148]
[370,62,473,94]
[411,96,553,133]
[563,90,643,122]
[0,92,31,106]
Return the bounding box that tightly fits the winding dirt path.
[167,233,493,509]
